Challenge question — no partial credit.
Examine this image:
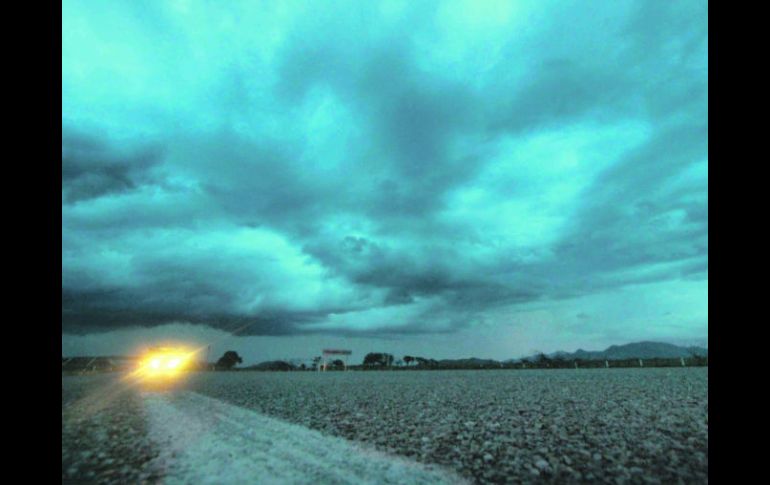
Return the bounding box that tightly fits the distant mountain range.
[511,341,708,362]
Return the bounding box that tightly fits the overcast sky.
[62,0,707,363]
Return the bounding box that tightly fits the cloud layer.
[62,0,707,342]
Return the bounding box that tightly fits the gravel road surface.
[144,390,466,484]
[63,368,707,484]
[185,368,708,484]
[62,374,162,484]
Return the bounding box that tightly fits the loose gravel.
[183,368,708,484]
[63,368,707,484]
[143,391,468,484]
[62,374,163,484]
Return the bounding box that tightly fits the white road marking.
[143,391,469,485]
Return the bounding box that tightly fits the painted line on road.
[142,390,468,485]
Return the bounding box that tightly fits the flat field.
[63,368,708,484]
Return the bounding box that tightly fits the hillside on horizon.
[509,341,708,363]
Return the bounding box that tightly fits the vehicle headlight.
[129,347,196,382]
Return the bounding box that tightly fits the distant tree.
[216,351,243,370]
[312,356,322,370]
[331,359,345,369]
[363,352,380,366]
[403,355,414,366]
[414,357,428,367]
[300,363,307,371]
[363,352,394,367]
[395,359,403,367]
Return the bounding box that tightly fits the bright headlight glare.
[133,347,195,380]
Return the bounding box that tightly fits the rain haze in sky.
[62,0,707,363]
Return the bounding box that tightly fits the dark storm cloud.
[187,134,330,227]
[490,58,633,133]
[62,284,346,336]
[302,234,544,308]
[62,0,707,338]
[550,123,708,280]
[62,131,164,203]
[273,38,483,219]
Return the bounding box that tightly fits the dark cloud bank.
[62,1,707,340]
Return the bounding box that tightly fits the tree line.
[63,349,708,374]
[209,350,707,371]
[167,350,711,371]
